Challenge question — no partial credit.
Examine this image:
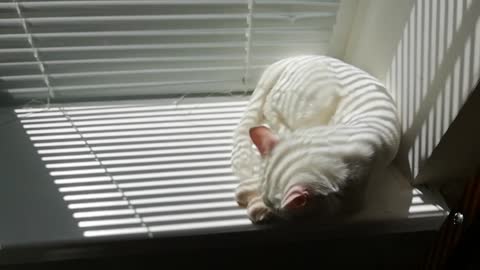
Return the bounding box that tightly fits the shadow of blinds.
[15,98,447,238]
[385,0,480,180]
[16,100,252,238]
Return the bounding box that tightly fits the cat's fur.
[231,56,401,223]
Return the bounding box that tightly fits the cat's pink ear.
[249,126,279,157]
[281,185,309,210]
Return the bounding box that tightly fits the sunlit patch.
[407,189,446,218]
[84,227,149,237]
[142,209,247,223]
[47,161,101,169]
[17,98,448,239]
[18,101,252,238]
[83,218,252,237]
[411,196,424,204]
[34,133,233,148]
[31,126,236,140]
[409,204,443,213]
[122,184,237,197]
[412,188,423,195]
[90,139,233,152]
[135,201,239,215]
[117,176,237,189]
[69,200,129,210]
[111,168,234,181]
[55,176,112,184]
[101,147,232,158]
[51,160,232,176]
[101,153,231,166]
[129,192,234,205]
[64,192,123,201]
[60,184,117,193]
[74,209,136,219]
[105,160,232,173]
[43,154,96,161]
[79,218,142,228]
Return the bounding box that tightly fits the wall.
[328,0,359,59]
[343,0,480,184]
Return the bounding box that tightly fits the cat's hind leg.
[234,176,261,207]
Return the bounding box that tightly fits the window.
[1,0,341,102]
[0,0,452,244]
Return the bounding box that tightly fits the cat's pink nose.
[281,185,309,210]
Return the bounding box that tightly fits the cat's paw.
[235,187,257,208]
[247,197,273,223]
[234,178,261,207]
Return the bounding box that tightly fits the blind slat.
[1,0,340,102]
[0,29,330,49]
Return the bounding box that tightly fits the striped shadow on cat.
[231,55,401,223]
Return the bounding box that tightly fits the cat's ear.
[281,185,309,210]
[249,126,279,157]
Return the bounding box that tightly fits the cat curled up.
[231,56,401,223]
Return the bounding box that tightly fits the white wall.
[344,0,415,81]
[328,0,359,59]
[343,0,480,184]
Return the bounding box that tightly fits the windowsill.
[0,96,448,265]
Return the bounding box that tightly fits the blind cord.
[0,1,56,127]
[242,0,255,93]
[176,0,255,105]
[14,0,54,105]
[58,107,154,238]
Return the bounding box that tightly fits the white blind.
[0,0,340,102]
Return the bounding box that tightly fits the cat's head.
[250,125,344,218]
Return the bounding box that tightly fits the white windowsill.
[0,95,448,246]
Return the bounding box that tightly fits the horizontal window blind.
[0,0,340,102]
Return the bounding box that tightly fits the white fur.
[231,56,401,222]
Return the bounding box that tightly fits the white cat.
[231,55,401,223]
